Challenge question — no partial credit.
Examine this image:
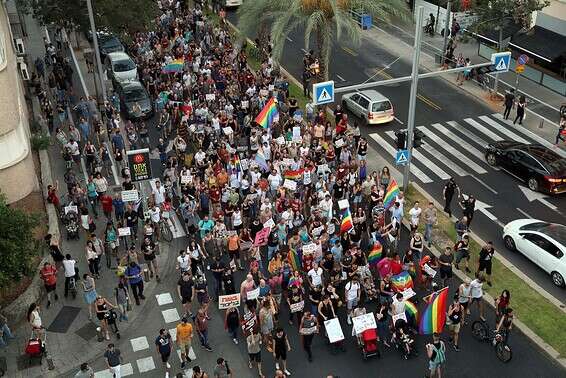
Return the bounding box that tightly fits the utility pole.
[403,6,425,193]
[441,1,451,66]
[86,0,107,102]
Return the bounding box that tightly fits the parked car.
[104,52,137,84]
[98,34,125,59]
[341,90,394,125]
[503,219,566,287]
[485,141,566,194]
[225,0,243,7]
[115,80,153,120]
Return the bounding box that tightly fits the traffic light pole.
[403,6,425,193]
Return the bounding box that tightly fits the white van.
[104,52,137,84]
[342,89,394,125]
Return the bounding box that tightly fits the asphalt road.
[226,11,566,304]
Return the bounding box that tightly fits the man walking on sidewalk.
[104,343,123,378]
[503,89,515,120]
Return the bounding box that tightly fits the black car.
[485,141,566,194]
[99,35,125,58]
[115,80,153,120]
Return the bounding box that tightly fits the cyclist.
[495,308,514,343]
[62,254,78,298]
[148,203,162,240]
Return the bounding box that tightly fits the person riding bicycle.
[495,307,513,343]
[62,254,78,297]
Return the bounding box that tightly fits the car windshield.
[545,158,566,175]
[520,222,566,246]
[113,60,135,72]
[372,101,392,112]
[124,88,146,102]
[102,38,121,49]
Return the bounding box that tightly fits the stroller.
[63,209,79,240]
[359,328,380,360]
[105,309,121,339]
[392,319,417,360]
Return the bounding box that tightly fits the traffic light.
[395,130,407,150]
[413,129,425,148]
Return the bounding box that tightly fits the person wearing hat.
[176,316,194,369]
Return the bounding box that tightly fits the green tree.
[237,0,409,81]
[0,193,40,288]
[16,0,158,36]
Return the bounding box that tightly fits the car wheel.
[486,153,497,166]
[527,177,539,192]
[551,272,565,287]
[504,236,516,251]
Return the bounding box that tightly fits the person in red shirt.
[47,181,61,214]
[209,185,221,206]
[40,262,58,308]
[390,254,403,275]
[336,114,348,135]
[100,193,113,219]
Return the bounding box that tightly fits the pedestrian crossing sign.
[313,80,335,105]
[491,52,511,73]
[396,149,409,165]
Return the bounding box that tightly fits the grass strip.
[405,185,566,357]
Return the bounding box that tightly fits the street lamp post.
[86,0,107,103]
[402,6,425,193]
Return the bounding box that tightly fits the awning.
[510,26,566,63]
[465,23,523,45]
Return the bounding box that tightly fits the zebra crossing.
[369,113,564,185]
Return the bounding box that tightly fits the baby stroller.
[63,209,79,240]
[359,328,380,360]
[62,147,73,169]
[392,319,417,360]
[105,309,121,339]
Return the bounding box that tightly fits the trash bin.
[361,14,372,30]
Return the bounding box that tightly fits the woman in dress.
[95,295,116,340]
[82,273,97,320]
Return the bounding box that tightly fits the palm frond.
[334,8,362,46]
[236,0,273,38]
[304,10,326,51]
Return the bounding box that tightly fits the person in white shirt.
[408,201,422,235]
[390,293,406,317]
[345,275,361,324]
[470,274,486,321]
[176,250,190,273]
[152,180,166,206]
[307,262,323,289]
[62,254,77,297]
[148,204,161,240]
[267,170,282,193]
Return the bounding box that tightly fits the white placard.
[205,93,215,101]
[423,263,437,278]
[240,158,249,171]
[121,190,139,202]
[268,84,274,91]
[290,300,304,313]
[292,126,301,140]
[317,164,329,174]
[259,89,269,97]
[64,205,78,215]
[324,318,345,343]
[283,158,294,166]
[222,126,233,135]
[392,312,408,325]
[275,136,286,145]
[246,287,260,301]
[402,288,416,301]
[219,293,241,309]
[283,179,297,191]
[335,138,345,148]
[303,171,312,185]
[118,227,131,236]
[300,325,318,335]
[180,173,192,184]
[263,218,275,229]
[302,243,316,254]
[312,226,324,237]
[338,199,349,210]
[352,312,377,335]
[241,100,249,109]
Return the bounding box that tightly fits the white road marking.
[418,126,488,174]
[518,185,558,212]
[94,363,134,378]
[368,133,433,183]
[478,115,529,143]
[336,74,347,82]
[471,175,498,194]
[130,336,149,352]
[136,356,156,373]
[286,36,293,42]
[301,48,308,54]
[162,308,181,323]
[394,116,404,125]
[516,207,533,219]
[435,123,487,157]
[385,131,450,180]
[169,327,177,341]
[176,346,197,362]
[464,118,504,142]
[422,144,468,177]
[156,292,173,306]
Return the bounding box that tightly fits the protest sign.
[392,312,407,325]
[402,288,416,301]
[64,205,78,215]
[253,227,270,247]
[338,199,349,210]
[219,293,240,309]
[118,227,131,237]
[121,190,139,202]
[247,287,260,301]
[352,312,377,335]
[302,243,317,254]
[263,218,275,229]
[205,93,215,101]
[423,264,437,278]
[290,301,304,313]
[324,318,345,343]
[283,179,297,191]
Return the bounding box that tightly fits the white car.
[104,52,138,84]
[503,219,566,287]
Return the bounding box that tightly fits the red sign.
[126,148,152,182]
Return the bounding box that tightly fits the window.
[519,153,544,170]
[372,101,392,112]
[357,96,370,110]
[350,94,360,103]
[523,233,550,249]
[0,29,7,70]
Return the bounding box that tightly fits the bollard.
[96,326,104,342]
[143,268,150,282]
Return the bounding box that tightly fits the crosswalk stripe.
[418,126,488,174]
[478,115,530,143]
[368,133,433,183]
[491,113,566,158]
[431,123,487,158]
[385,131,450,180]
[463,118,504,142]
[446,120,487,147]
[421,144,468,176]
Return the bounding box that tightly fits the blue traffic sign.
[491,52,511,73]
[518,54,529,65]
[396,149,410,166]
[312,80,335,105]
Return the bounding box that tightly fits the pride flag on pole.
[390,271,414,292]
[340,208,354,234]
[254,97,279,128]
[162,58,184,73]
[287,248,302,272]
[419,287,449,335]
[284,169,304,180]
[367,242,383,265]
[383,178,400,210]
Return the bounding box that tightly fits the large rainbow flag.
[419,287,449,335]
[383,178,400,210]
[391,271,414,292]
[340,208,354,234]
[287,248,302,272]
[162,58,184,73]
[367,242,383,265]
[255,97,279,128]
[405,301,418,321]
[284,169,304,180]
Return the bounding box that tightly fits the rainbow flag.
[254,97,279,128]
[284,169,304,180]
[340,208,354,234]
[405,301,418,320]
[287,248,302,272]
[390,271,414,292]
[255,148,269,171]
[419,287,449,335]
[367,242,383,265]
[162,58,184,73]
[288,276,302,288]
[231,154,242,173]
[383,178,400,210]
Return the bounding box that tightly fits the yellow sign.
[516,65,525,73]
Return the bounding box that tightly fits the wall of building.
[534,0,566,35]
[0,4,38,203]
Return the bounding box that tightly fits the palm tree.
[237,0,408,81]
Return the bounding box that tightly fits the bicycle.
[159,217,173,243]
[68,276,78,299]
[471,320,512,362]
